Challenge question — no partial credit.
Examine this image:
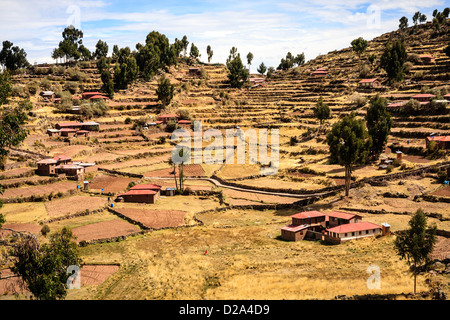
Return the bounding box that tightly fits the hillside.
[1,18,449,300]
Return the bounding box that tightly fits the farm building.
[40,90,55,102]
[324,222,383,244]
[56,122,82,130]
[55,164,85,179]
[249,77,267,88]
[177,120,192,127]
[158,114,179,123]
[411,93,436,102]
[327,211,362,228]
[46,129,61,137]
[53,155,72,164]
[116,189,159,204]
[419,54,435,64]
[310,68,328,77]
[280,210,388,244]
[445,93,450,101]
[426,135,450,149]
[76,130,90,137]
[60,128,77,137]
[82,92,103,99]
[358,78,381,88]
[89,95,109,101]
[386,101,407,112]
[188,67,201,76]
[36,158,57,176]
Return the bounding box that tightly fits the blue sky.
[0,0,447,70]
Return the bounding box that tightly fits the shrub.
[40,225,50,236]
[124,117,132,124]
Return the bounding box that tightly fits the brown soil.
[44,195,107,217]
[431,185,450,197]
[0,223,42,237]
[88,174,138,193]
[431,236,450,260]
[0,167,34,179]
[144,164,205,177]
[0,182,77,199]
[115,208,188,229]
[71,219,141,242]
[222,189,300,204]
[403,155,430,164]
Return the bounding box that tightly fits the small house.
[358,78,381,88]
[130,184,162,200]
[116,189,159,204]
[326,211,362,228]
[36,159,57,176]
[157,114,179,124]
[82,92,102,100]
[55,122,82,130]
[80,122,100,131]
[325,222,383,244]
[310,68,328,77]
[426,135,450,149]
[411,93,436,102]
[386,101,406,113]
[444,93,450,102]
[165,187,175,196]
[89,95,109,101]
[419,55,435,64]
[60,128,77,137]
[47,129,61,137]
[76,130,89,137]
[55,164,85,179]
[40,91,55,102]
[177,120,192,128]
[281,224,310,242]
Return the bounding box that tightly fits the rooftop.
[281,224,309,232]
[291,211,327,219]
[327,221,381,234]
[130,184,162,190]
[327,211,361,220]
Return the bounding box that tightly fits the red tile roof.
[411,94,436,98]
[281,224,309,232]
[327,211,361,220]
[89,95,109,100]
[118,189,157,196]
[177,120,192,124]
[53,155,72,161]
[359,78,378,83]
[291,211,326,219]
[427,135,450,142]
[326,221,381,234]
[37,159,58,165]
[130,184,162,190]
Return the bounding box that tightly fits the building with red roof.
[82,92,102,99]
[280,210,388,244]
[157,114,179,123]
[310,68,328,77]
[116,189,159,204]
[89,95,109,101]
[419,54,435,64]
[325,222,382,244]
[426,135,450,149]
[36,158,58,176]
[358,78,381,88]
[411,93,436,102]
[52,155,72,164]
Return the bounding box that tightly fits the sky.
[0,0,448,70]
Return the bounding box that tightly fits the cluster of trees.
[326,94,392,196]
[277,52,305,70]
[226,47,249,89]
[0,41,30,71]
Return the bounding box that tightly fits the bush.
[40,225,50,236]
[124,117,132,124]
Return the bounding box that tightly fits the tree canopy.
[226,49,249,89]
[313,96,331,124]
[54,26,84,62]
[394,209,437,293]
[257,62,267,75]
[94,40,109,59]
[156,75,175,107]
[206,45,213,63]
[380,39,407,84]
[9,227,82,300]
[365,94,393,158]
[326,112,371,196]
[0,41,30,71]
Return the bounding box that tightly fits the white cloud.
[0,0,445,67]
